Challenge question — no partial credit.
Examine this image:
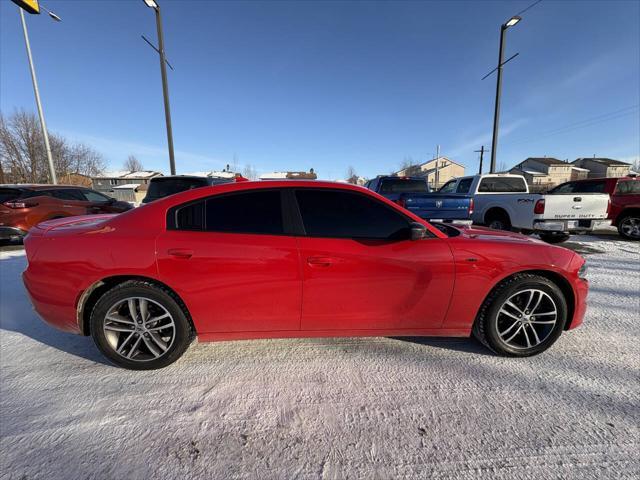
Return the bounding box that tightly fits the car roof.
[149,180,375,207]
[0,184,83,190]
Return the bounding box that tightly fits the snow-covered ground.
[1,236,638,479]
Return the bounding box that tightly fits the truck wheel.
[539,232,570,244]
[485,211,511,231]
[617,215,640,240]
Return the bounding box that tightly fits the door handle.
[168,248,193,259]
[307,256,333,267]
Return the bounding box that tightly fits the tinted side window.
[478,177,527,193]
[81,189,111,202]
[176,201,205,230]
[616,181,640,194]
[550,182,576,194]
[296,190,410,240]
[569,181,607,193]
[50,189,86,201]
[206,190,283,235]
[439,180,457,193]
[456,178,473,193]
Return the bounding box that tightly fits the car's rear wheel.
[473,274,567,356]
[617,215,640,240]
[90,281,192,369]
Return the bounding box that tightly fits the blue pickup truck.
[365,176,473,224]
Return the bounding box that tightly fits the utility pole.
[434,144,440,188]
[486,16,521,174]
[19,7,58,184]
[143,0,176,175]
[474,146,490,175]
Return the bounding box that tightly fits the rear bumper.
[0,226,28,240]
[22,269,82,334]
[533,219,611,233]
[428,219,473,226]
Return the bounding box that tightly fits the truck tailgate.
[403,194,471,220]
[541,193,609,220]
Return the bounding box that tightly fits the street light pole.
[144,0,176,175]
[489,16,521,174]
[19,8,57,184]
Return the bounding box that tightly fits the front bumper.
[568,277,589,330]
[0,226,27,240]
[533,219,611,233]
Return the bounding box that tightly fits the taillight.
[395,198,406,208]
[534,199,545,214]
[469,198,474,216]
[606,196,611,215]
[3,200,38,209]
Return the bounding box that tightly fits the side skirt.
[198,327,472,343]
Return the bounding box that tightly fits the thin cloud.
[449,118,528,158]
[59,130,228,174]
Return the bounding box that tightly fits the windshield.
[379,179,429,194]
[145,178,209,201]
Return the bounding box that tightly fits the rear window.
[478,177,527,193]
[0,188,23,203]
[615,180,640,194]
[456,178,473,194]
[147,177,209,200]
[379,178,429,194]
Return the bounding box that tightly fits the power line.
[514,0,544,17]
[502,105,640,146]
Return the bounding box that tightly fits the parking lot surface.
[1,236,638,479]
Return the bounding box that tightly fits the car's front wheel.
[90,280,192,369]
[473,274,567,356]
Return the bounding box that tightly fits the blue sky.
[1,0,639,179]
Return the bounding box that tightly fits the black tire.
[90,280,193,370]
[539,232,570,244]
[472,273,567,357]
[485,212,511,231]
[617,214,640,241]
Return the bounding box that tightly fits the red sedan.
[23,181,588,369]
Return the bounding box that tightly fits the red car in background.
[550,176,640,240]
[0,184,132,242]
[23,181,588,370]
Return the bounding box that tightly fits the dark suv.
[142,175,235,204]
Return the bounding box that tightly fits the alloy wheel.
[620,217,640,239]
[103,297,176,362]
[496,289,558,350]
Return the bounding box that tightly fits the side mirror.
[410,222,427,241]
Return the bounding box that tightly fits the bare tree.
[242,164,257,180]
[0,110,105,183]
[124,155,143,172]
[346,165,358,184]
[397,156,419,176]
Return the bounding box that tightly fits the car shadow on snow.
[390,336,494,356]
[0,253,112,367]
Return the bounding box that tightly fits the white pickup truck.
[438,174,611,243]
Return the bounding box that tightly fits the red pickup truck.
[550,176,640,240]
